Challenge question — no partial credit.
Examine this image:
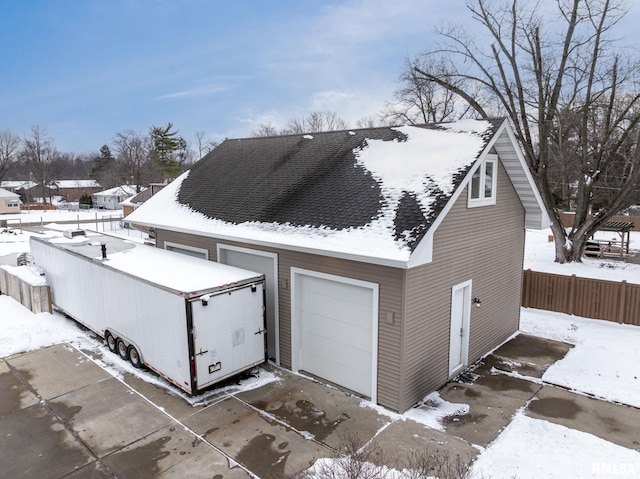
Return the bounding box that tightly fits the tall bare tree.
[113,130,152,192]
[384,57,476,125]
[194,131,218,159]
[0,130,21,182]
[409,0,640,262]
[21,125,61,204]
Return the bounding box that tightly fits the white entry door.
[449,280,472,376]
[292,269,378,400]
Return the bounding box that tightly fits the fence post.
[568,274,577,316]
[522,269,530,307]
[618,280,627,324]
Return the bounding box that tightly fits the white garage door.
[293,270,377,399]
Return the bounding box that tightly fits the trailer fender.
[104,328,145,368]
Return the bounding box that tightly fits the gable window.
[468,155,497,207]
[7,199,19,208]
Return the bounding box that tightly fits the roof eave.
[125,218,411,269]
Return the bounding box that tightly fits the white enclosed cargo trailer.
[30,231,267,395]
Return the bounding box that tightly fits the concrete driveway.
[1,334,638,478]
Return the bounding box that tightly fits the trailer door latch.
[254,328,266,335]
[196,348,209,356]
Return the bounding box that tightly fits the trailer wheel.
[128,345,142,368]
[105,332,117,354]
[117,339,129,361]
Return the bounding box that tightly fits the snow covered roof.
[52,180,101,189]
[128,119,545,266]
[93,185,138,197]
[37,232,264,296]
[0,187,19,198]
[120,187,150,206]
[0,181,36,190]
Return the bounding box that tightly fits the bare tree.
[251,121,281,137]
[21,125,61,204]
[410,0,640,263]
[194,131,218,158]
[285,111,348,134]
[384,57,476,125]
[113,130,152,192]
[0,130,21,182]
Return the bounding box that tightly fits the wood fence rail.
[522,269,640,326]
[0,268,52,314]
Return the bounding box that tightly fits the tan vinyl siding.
[155,231,405,410]
[400,159,525,411]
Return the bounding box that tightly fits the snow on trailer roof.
[38,231,264,297]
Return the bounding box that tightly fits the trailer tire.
[128,345,142,368]
[117,339,129,361]
[105,332,117,353]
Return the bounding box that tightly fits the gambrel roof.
[128,119,547,267]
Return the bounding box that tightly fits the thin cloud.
[159,85,228,100]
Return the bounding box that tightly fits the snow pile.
[471,412,640,478]
[0,296,86,357]
[404,391,470,431]
[521,308,640,408]
[0,264,46,286]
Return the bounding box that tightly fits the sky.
[1,0,640,155]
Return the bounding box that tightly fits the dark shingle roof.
[176,120,502,252]
[179,128,406,229]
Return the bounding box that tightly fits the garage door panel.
[301,276,372,306]
[301,292,373,329]
[302,332,371,369]
[295,272,375,398]
[301,350,371,397]
[301,313,372,351]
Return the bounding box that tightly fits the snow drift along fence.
[522,269,640,326]
[0,268,51,314]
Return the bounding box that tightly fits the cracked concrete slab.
[48,377,173,458]
[101,423,251,478]
[184,395,332,478]
[236,367,389,450]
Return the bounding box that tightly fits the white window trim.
[468,154,498,207]
[164,241,209,260]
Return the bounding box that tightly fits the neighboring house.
[127,119,548,412]
[50,180,101,202]
[0,181,37,193]
[0,187,21,214]
[93,185,138,210]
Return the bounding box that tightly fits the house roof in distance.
[128,118,546,266]
[0,187,20,198]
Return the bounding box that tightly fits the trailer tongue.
[30,231,266,395]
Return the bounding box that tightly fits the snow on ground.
[524,227,640,283]
[471,411,640,479]
[521,308,640,409]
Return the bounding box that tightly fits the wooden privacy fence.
[522,269,640,326]
[0,268,51,314]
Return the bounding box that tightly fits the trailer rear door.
[191,283,265,390]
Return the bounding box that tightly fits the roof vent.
[63,229,86,239]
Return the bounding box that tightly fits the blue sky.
[1,1,639,154]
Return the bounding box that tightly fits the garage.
[291,268,378,400]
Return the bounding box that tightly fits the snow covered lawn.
[521,308,640,409]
